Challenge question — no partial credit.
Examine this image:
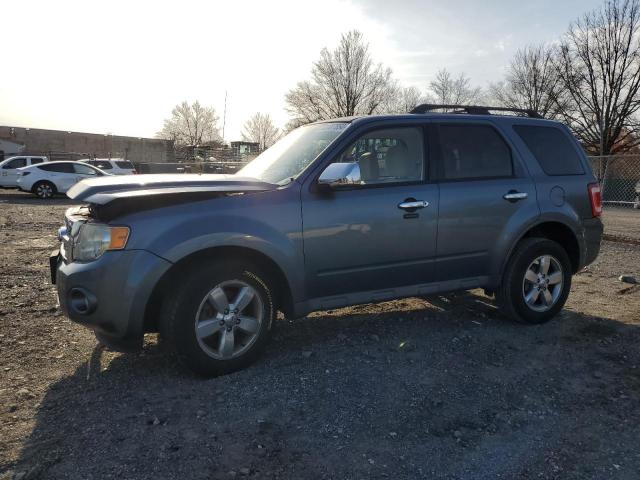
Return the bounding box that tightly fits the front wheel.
[160,259,275,377]
[497,238,572,324]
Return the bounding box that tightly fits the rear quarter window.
[513,125,585,175]
[115,161,134,169]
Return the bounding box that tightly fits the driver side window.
[321,127,425,186]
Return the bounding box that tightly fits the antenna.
[222,91,228,142]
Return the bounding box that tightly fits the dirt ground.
[602,207,640,242]
[1,190,639,480]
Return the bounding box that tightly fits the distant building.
[230,141,260,157]
[0,126,174,163]
[0,137,25,161]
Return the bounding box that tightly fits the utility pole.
[222,91,228,143]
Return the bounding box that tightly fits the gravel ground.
[602,207,640,242]
[1,190,639,480]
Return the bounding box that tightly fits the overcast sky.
[0,0,603,141]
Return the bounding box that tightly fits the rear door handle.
[503,191,528,202]
[398,200,429,210]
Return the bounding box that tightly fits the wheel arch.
[143,245,294,333]
[504,221,581,278]
[31,179,57,195]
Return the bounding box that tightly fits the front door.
[433,121,538,282]
[301,125,439,299]
[0,157,27,187]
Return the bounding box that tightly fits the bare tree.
[241,113,280,150]
[381,84,425,113]
[428,69,483,106]
[157,101,221,146]
[491,45,568,118]
[285,31,394,124]
[557,0,640,154]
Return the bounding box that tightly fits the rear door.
[0,157,27,187]
[433,120,538,284]
[47,163,79,192]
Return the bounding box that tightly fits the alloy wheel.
[36,183,53,199]
[522,255,564,312]
[194,280,263,359]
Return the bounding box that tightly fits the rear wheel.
[497,238,572,324]
[32,181,56,199]
[160,259,275,377]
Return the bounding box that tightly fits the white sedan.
[16,161,110,199]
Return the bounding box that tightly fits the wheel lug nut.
[226,326,232,332]
[219,320,225,325]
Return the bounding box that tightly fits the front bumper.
[54,249,171,351]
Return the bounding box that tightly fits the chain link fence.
[589,155,640,209]
[135,161,250,175]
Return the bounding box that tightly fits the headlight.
[73,223,130,262]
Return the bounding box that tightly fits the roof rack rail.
[409,104,542,118]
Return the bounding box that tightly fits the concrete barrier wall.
[0,126,174,163]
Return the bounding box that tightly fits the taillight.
[588,183,602,217]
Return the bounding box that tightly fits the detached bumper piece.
[49,249,60,284]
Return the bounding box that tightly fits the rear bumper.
[55,249,171,351]
[580,217,604,268]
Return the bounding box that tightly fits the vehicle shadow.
[5,291,640,479]
[0,191,77,206]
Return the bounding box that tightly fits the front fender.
[122,187,306,303]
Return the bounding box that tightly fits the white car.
[16,161,109,199]
[80,158,137,175]
[0,155,49,188]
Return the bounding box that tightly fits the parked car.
[80,158,137,175]
[0,155,49,188]
[17,161,109,199]
[51,104,603,377]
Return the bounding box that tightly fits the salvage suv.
[51,104,603,376]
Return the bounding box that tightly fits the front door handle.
[503,191,528,202]
[398,200,429,210]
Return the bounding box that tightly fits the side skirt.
[292,275,491,318]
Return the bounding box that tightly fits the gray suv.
[51,105,604,376]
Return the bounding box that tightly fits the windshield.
[237,122,349,184]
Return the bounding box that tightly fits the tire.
[159,259,275,377]
[32,181,56,199]
[496,237,572,324]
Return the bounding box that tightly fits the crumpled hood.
[66,173,278,205]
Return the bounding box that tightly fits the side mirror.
[316,162,361,192]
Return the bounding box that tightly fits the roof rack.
[409,104,542,118]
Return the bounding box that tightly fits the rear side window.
[513,125,584,175]
[115,160,134,169]
[39,163,75,173]
[438,124,513,180]
[30,158,44,165]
